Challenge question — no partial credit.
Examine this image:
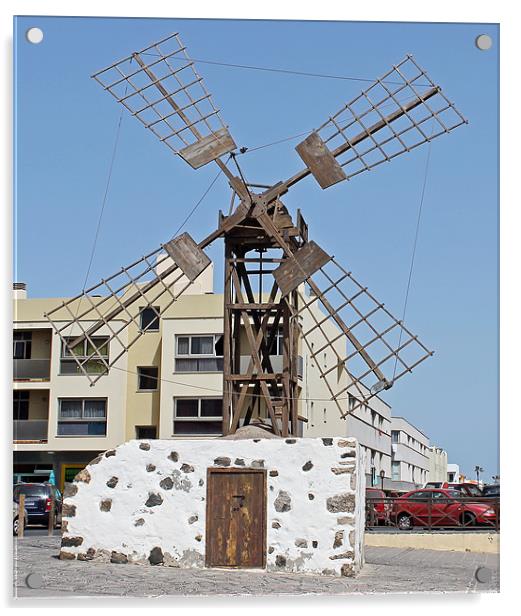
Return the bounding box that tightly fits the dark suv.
[13,483,62,528]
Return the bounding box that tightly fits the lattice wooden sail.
[280,252,433,416]
[44,234,211,385]
[295,55,467,189]
[92,32,236,168]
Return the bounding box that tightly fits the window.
[391,430,399,443]
[267,326,284,355]
[392,461,400,480]
[57,398,107,436]
[140,306,160,332]
[13,391,29,420]
[175,334,224,372]
[407,491,431,501]
[13,331,32,359]
[137,366,159,391]
[173,397,222,435]
[136,425,157,439]
[60,337,109,375]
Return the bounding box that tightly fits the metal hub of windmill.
[45,32,467,437]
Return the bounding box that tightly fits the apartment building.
[390,416,430,491]
[13,261,396,489]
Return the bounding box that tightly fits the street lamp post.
[380,469,385,491]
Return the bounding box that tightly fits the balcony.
[13,420,48,443]
[13,359,50,381]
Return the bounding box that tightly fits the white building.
[390,416,430,491]
[427,446,448,484]
[447,463,461,483]
[345,396,391,490]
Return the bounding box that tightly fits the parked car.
[13,500,28,536]
[365,487,391,525]
[13,483,62,528]
[442,482,483,497]
[423,482,443,489]
[392,488,497,530]
[482,484,500,498]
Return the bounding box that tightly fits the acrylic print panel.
[13,16,498,598]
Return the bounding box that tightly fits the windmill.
[44,32,467,437]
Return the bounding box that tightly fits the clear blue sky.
[13,16,498,481]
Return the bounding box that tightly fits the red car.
[392,488,497,530]
[442,482,483,497]
[366,488,391,525]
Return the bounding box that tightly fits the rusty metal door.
[206,468,266,568]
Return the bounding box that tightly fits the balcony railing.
[13,359,50,381]
[13,420,48,442]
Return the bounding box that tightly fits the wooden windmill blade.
[277,251,433,417]
[91,32,237,170]
[291,54,467,190]
[44,232,213,386]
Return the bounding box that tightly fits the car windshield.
[483,486,499,495]
[465,485,482,496]
[13,484,48,498]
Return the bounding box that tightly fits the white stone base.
[60,436,365,576]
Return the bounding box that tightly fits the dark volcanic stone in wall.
[326,493,355,513]
[63,483,78,498]
[110,551,128,564]
[139,442,150,450]
[302,461,313,471]
[159,477,174,490]
[275,555,287,567]
[106,476,119,489]
[61,536,84,547]
[145,492,163,507]
[149,547,164,565]
[99,499,112,512]
[62,503,76,518]
[75,469,91,483]
[214,457,231,466]
[169,451,179,462]
[274,490,292,512]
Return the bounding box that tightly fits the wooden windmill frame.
[45,32,467,437]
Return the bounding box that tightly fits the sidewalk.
[13,536,499,598]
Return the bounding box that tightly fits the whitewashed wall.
[60,436,365,577]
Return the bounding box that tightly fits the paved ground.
[13,536,499,598]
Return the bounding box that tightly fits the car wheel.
[13,516,19,536]
[462,512,477,527]
[397,513,412,531]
